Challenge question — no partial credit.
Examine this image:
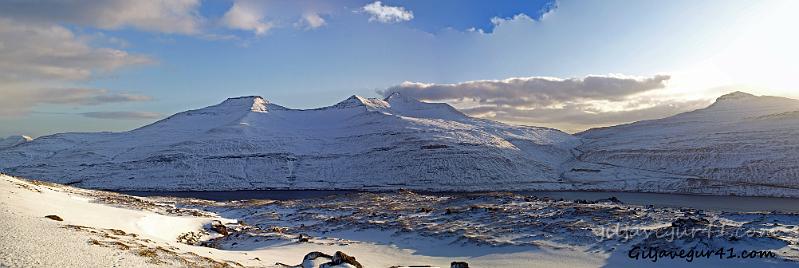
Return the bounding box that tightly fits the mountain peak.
[218,96,269,112]
[329,95,389,110]
[383,92,402,101]
[383,92,419,104]
[715,91,756,102]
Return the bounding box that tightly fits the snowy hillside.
[0,94,579,191]
[569,91,799,196]
[0,135,32,149]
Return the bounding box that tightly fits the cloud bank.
[80,111,162,120]
[0,88,153,117]
[381,75,670,106]
[0,0,202,34]
[380,74,709,132]
[0,19,153,83]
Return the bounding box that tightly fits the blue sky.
[1,0,798,137]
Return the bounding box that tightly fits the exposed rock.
[598,196,622,204]
[398,188,416,195]
[322,251,362,268]
[451,261,469,268]
[44,215,63,221]
[418,207,434,213]
[671,217,710,229]
[210,220,228,236]
[275,251,340,268]
[297,234,310,243]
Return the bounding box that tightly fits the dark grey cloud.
[81,111,162,120]
[380,75,671,107]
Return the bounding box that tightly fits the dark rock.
[421,144,448,149]
[398,188,416,195]
[210,220,228,236]
[451,261,469,268]
[603,196,622,204]
[297,234,310,243]
[671,217,710,229]
[304,251,332,260]
[44,215,63,221]
[327,251,362,268]
[445,208,462,214]
[275,251,333,267]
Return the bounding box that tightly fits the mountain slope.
[0,94,579,191]
[0,135,32,149]
[569,91,799,196]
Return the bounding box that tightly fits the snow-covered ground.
[2,173,798,268]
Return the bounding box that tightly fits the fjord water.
[525,191,799,213]
[122,190,799,213]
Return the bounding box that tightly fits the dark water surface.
[521,191,799,213]
[120,190,799,213]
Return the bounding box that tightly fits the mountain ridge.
[2,91,799,197]
[572,91,799,197]
[0,94,579,192]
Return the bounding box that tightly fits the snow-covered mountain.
[0,94,579,191]
[567,91,799,196]
[2,91,798,196]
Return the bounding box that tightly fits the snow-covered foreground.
[3,174,799,268]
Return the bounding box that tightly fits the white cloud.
[298,12,327,29]
[0,0,202,34]
[362,1,414,23]
[221,1,273,35]
[490,14,534,28]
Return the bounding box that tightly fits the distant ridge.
[573,91,799,197]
